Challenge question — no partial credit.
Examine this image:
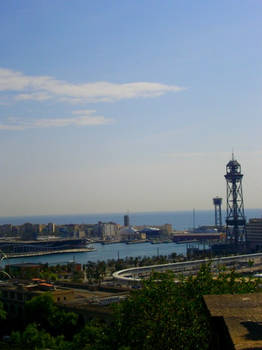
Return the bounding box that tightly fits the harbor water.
[2,242,204,266]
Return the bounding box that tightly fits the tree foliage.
[0,299,6,321]
[70,322,107,350]
[106,263,259,350]
[6,263,260,350]
[25,293,79,338]
[10,323,71,350]
[85,261,106,285]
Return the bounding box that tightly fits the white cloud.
[72,109,97,115]
[0,68,184,103]
[15,92,51,101]
[0,110,112,131]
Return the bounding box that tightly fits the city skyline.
[0,1,262,216]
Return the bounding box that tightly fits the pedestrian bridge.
[113,252,262,284]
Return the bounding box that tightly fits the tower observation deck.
[224,155,246,244]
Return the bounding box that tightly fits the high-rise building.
[96,222,119,240]
[47,223,56,234]
[246,218,262,249]
[124,215,130,227]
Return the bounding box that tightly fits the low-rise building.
[0,224,12,236]
[0,280,74,320]
[5,263,42,279]
[0,279,128,323]
[119,227,140,241]
[140,227,160,240]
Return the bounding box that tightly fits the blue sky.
[0,0,262,216]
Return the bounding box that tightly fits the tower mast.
[224,154,246,244]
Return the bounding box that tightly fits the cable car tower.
[213,197,222,229]
[224,154,246,244]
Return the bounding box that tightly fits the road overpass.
[113,252,262,285]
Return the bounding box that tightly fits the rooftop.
[204,293,262,350]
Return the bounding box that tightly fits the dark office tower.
[224,155,246,244]
[213,197,222,229]
[124,215,130,227]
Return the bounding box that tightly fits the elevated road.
[113,252,262,284]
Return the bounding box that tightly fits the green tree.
[106,263,259,350]
[248,259,254,268]
[0,299,6,321]
[10,323,72,350]
[95,261,106,285]
[25,293,79,339]
[25,293,56,330]
[85,261,96,284]
[85,261,106,285]
[71,322,107,350]
[5,263,260,350]
[72,270,84,282]
[11,323,55,350]
[48,309,79,338]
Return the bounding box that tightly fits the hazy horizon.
[0,207,261,219]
